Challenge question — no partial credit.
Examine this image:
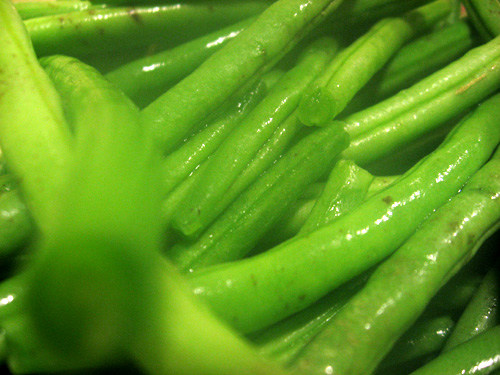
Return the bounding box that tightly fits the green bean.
[140,0,345,154]
[408,325,500,375]
[375,315,455,374]
[167,121,349,271]
[14,0,99,20]
[442,261,500,351]
[105,17,256,109]
[160,79,268,197]
[298,0,451,126]
[298,159,374,234]
[0,0,74,231]
[344,20,476,115]
[290,119,500,375]
[187,93,500,334]
[172,37,339,237]
[342,34,500,167]
[25,3,268,65]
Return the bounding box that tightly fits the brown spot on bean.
[250,274,258,287]
[382,196,393,205]
[127,8,143,25]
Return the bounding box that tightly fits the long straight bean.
[188,94,500,334]
[105,17,256,109]
[25,3,268,63]
[160,79,268,197]
[141,0,345,154]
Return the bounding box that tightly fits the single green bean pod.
[26,3,268,69]
[105,17,255,108]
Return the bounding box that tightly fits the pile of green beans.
[2,0,500,375]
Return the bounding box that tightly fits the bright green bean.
[187,93,500,334]
[290,114,500,375]
[298,0,451,126]
[25,3,268,67]
[172,37,339,237]
[105,17,256,108]
[0,0,74,231]
[298,159,374,234]
[160,79,268,197]
[141,0,345,154]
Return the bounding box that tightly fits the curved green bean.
[0,0,74,231]
[105,17,256,108]
[187,93,500,334]
[25,3,268,65]
[298,0,451,126]
[140,0,345,154]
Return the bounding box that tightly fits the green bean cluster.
[1,0,500,375]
